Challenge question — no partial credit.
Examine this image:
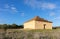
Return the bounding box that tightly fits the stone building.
[24,16,52,29]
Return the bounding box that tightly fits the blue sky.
[0,0,60,26]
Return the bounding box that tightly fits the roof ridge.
[24,16,52,23]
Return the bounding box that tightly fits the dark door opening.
[44,24,46,29]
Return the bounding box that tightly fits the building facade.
[24,16,52,29]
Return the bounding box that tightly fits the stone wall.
[35,21,52,29]
[24,20,52,29]
[24,20,35,29]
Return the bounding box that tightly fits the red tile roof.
[25,16,52,23]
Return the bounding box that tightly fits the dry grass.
[0,29,60,39]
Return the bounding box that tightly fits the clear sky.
[0,0,60,26]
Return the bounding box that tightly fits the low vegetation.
[0,24,23,29]
[1,29,60,39]
[0,24,60,39]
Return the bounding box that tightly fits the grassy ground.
[1,29,60,39]
[8,29,59,39]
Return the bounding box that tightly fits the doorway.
[44,24,46,29]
